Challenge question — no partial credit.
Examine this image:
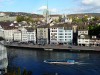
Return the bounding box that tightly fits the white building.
[14,27,36,43]
[78,34,90,46]
[27,31,36,43]
[77,28,90,46]
[0,22,36,43]
[4,29,17,42]
[50,23,73,45]
[13,30,22,42]
[0,22,18,42]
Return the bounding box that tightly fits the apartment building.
[50,23,73,45]
[14,27,36,43]
[0,22,18,42]
[36,25,49,45]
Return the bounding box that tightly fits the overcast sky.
[0,0,100,14]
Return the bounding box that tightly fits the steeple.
[43,0,49,24]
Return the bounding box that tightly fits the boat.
[44,48,53,51]
[44,59,75,65]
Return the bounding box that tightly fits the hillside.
[0,12,43,18]
[67,13,100,18]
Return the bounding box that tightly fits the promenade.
[4,42,100,52]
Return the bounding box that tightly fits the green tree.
[16,16,25,22]
[17,67,21,75]
[58,16,62,22]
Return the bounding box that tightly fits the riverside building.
[50,23,73,45]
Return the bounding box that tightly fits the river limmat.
[6,48,100,75]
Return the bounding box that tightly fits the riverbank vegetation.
[4,67,32,75]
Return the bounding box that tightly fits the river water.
[7,48,100,75]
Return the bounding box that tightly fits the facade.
[27,28,36,44]
[50,23,73,45]
[90,36,100,46]
[13,30,22,42]
[4,29,17,42]
[0,22,18,42]
[78,34,90,46]
[78,29,90,46]
[14,27,36,43]
[37,25,49,45]
[78,30,88,36]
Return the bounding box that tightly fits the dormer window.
[80,35,85,38]
[10,23,14,26]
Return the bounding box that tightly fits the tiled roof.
[50,23,72,28]
[37,24,50,28]
[50,15,61,17]
[0,22,18,30]
[25,27,35,32]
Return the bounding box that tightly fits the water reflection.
[0,41,8,75]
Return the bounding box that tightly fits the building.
[0,22,36,43]
[50,15,61,21]
[26,27,36,44]
[13,30,22,42]
[78,30,88,36]
[0,22,18,42]
[90,36,100,46]
[78,34,90,46]
[77,25,90,46]
[36,25,49,45]
[50,23,73,45]
[14,27,36,43]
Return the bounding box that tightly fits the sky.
[0,0,100,14]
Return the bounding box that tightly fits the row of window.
[51,33,72,35]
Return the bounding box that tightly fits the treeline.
[16,16,40,23]
[4,67,32,75]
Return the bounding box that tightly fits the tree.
[17,67,21,75]
[23,68,27,75]
[16,16,25,22]
[58,16,62,22]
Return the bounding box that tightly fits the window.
[68,36,71,38]
[58,33,63,35]
[68,33,71,35]
[59,36,64,38]
[65,36,71,38]
[67,30,71,32]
